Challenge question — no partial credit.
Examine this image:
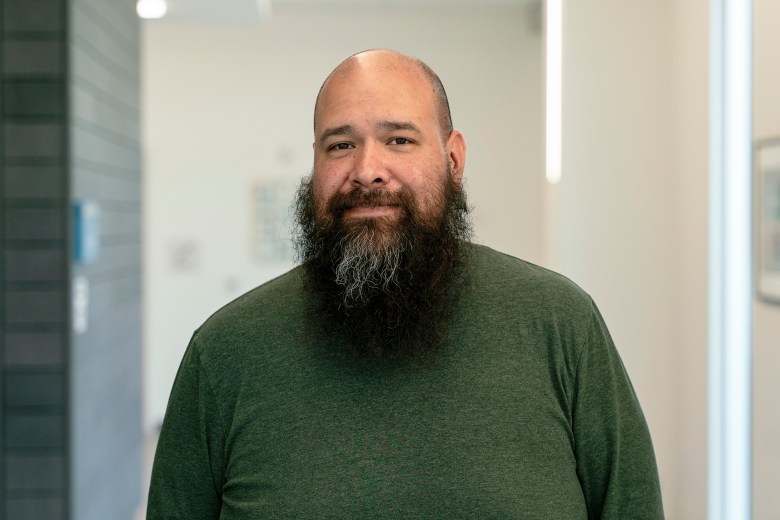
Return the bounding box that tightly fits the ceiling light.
[137,0,167,19]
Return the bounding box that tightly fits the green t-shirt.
[147,244,664,519]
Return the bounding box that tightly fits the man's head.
[311,49,466,227]
[294,49,472,358]
[313,49,454,138]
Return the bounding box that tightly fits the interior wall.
[142,5,543,428]
[482,0,780,517]
[1,0,70,517]
[752,0,780,517]
[560,1,708,518]
[1,0,142,518]
[69,0,143,519]
[560,2,778,518]
[672,0,709,519]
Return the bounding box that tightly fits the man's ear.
[446,130,466,187]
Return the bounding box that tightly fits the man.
[147,49,664,518]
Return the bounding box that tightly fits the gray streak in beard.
[334,228,408,307]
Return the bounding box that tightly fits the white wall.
[752,0,780,517]
[142,5,543,429]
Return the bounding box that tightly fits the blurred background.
[0,0,777,518]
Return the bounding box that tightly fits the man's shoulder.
[192,266,306,347]
[469,244,588,295]
[467,243,594,318]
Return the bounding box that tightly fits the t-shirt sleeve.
[572,302,665,519]
[146,336,226,519]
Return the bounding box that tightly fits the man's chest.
[216,363,587,519]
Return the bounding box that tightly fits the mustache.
[327,188,413,216]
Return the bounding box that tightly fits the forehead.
[314,58,439,134]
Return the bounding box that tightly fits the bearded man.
[147,50,664,519]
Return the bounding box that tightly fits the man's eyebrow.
[318,124,355,143]
[318,121,421,144]
[377,121,421,133]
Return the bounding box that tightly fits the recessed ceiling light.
[137,0,167,19]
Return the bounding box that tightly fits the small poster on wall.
[251,178,296,264]
[755,138,780,304]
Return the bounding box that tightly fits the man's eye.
[330,142,352,150]
[389,137,411,145]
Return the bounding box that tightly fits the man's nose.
[349,143,389,187]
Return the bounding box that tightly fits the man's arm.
[147,337,225,519]
[572,304,665,519]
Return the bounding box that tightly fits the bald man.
[147,50,664,519]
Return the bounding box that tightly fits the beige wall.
[561,1,683,516]
[561,1,780,518]
[559,1,710,518]
[672,1,709,518]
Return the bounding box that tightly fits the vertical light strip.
[254,0,273,20]
[708,0,752,519]
[545,0,562,184]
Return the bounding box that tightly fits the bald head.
[314,49,453,138]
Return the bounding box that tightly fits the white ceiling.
[157,0,541,24]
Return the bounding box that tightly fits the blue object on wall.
[74,200,101,264]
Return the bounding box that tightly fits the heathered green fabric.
[147,244,664,519]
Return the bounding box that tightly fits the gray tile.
[4,371,65,407]
[4,123,64,158]
[3,81,64,116]
[72,83,139,143]
[5,413,64,448]
[2,41,63,75]
[5,291,65,324]
[100,206,141,236]
[3,0,65,32]
[72,124,139,169]
[5,455,65,490]
[4,207,64,240]
[71,164,140,202]
[73,0,139,54]
[5,249,64,282]
[71,4,138,78]
[70,44,139,112]
[4,332,65,366]
[5,498,64,520]
[3,166,64,199]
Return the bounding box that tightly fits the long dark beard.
[293,171,472,359]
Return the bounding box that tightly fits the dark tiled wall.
[1,0,141,518]
[69,0,142,519]
[2,1,70,519]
